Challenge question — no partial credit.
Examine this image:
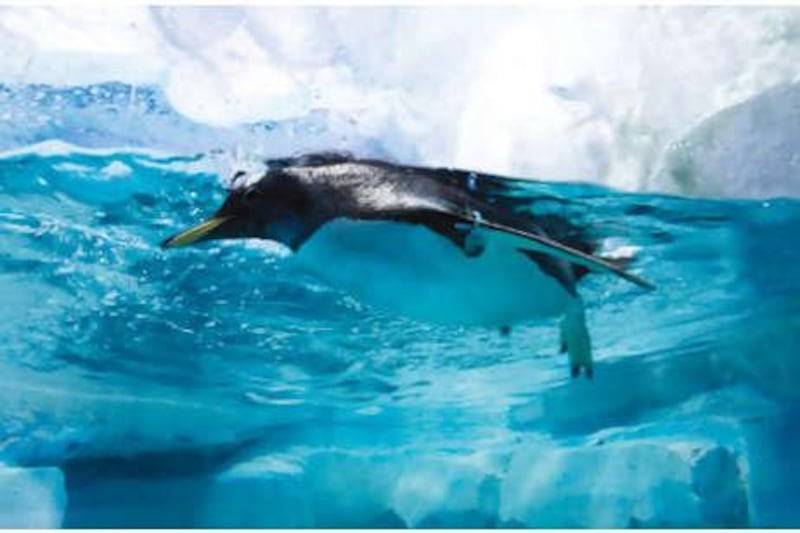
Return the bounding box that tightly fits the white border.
[6,0,800,7]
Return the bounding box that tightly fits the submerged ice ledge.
[7,391,759,528]
[0,464,66,528]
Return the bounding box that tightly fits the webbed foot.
[561,297,593,380]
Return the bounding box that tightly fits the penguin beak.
[161,216,231,248]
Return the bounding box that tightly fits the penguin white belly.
[288,219,572,326]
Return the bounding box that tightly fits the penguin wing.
[371,199,654,291]
[465,215,655,290]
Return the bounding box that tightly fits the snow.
[2,7,800,196]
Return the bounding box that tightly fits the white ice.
[0,464,67,528]
[2,6,800,197]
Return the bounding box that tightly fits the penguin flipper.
[379,204,652,290]
[458,214,655,291]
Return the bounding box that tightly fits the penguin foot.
[453,221,486,257]
[561,298,594,381]
[570,364,594,380]
[463,230,486,257]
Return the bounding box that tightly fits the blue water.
[1,145,800,527]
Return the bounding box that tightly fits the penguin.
[161,152,654,379]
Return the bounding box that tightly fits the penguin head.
[161,168,315,251]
